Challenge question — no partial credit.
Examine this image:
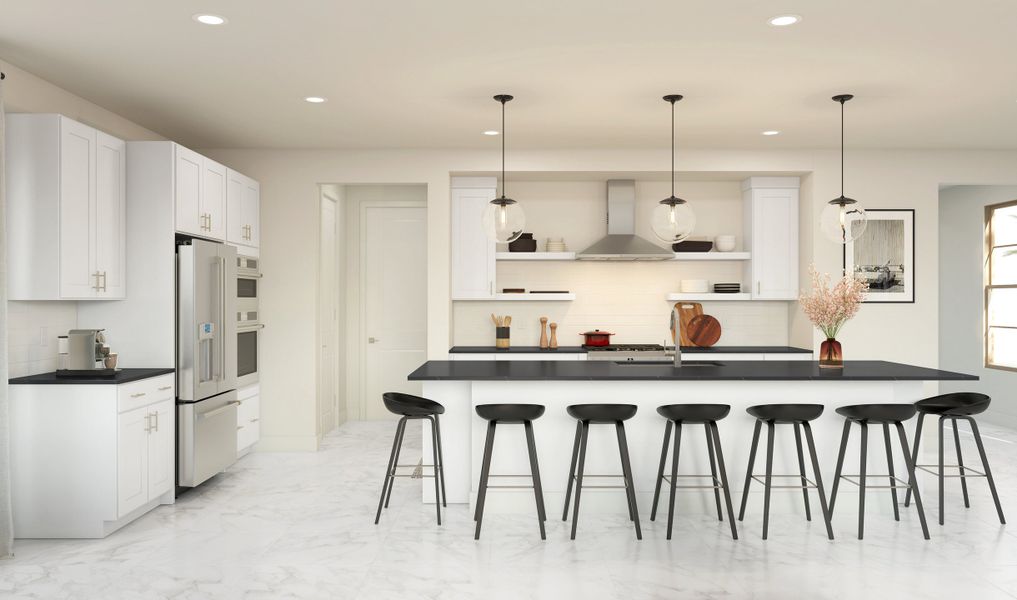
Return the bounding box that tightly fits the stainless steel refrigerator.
[177,239,239,488]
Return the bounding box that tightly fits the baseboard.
[253,434,320,452]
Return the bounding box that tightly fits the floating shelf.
[666,293,752,301]
[496,252,576,261]
[495,293,575,301]
[672,252,750,261]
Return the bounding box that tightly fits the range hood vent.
[576,180,674,261]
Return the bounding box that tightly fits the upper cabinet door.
[451,184,497,299]
[174,145,203,237]
[94,131,126,299]
[242,178,260,248]
[58,117,97,299]
[226,169,260,249]
[202,158,227,241]
[745,182,799,300]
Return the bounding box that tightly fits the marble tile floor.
[2,419,1016,600]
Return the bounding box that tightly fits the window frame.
[985,198,1017,372]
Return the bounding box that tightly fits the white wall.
[939,185,1017,429]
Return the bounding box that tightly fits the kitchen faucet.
[669,304,683,368]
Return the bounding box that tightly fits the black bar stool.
[737,404,834,540]
[903,393,1005,525]
[473,403,547,540]
[374,392,446,525]
[650,404,738,540]
[562,404,642,540]
[830,403,930,540]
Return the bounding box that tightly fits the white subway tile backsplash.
[7,300,77,377]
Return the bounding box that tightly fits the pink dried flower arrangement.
[799,267,867,339]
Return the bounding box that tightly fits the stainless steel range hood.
[576,180,674,261]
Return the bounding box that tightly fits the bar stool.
[830,403,930,540]
[562,404,642,540]
[374,392,446,525]
[473,403,547,540]
[650,404,738,540]
[738,404,834,540]
[903,393,1005,525]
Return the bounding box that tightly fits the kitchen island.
[407,360,975,516]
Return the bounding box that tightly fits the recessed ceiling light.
[304,96,327,104]
[192,14,227,25]
[762,130,781,136]
[483,130,500,136]
[768,14,801,26]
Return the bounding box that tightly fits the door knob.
[368,337,379,344]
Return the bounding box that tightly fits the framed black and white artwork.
[843,209,915,303]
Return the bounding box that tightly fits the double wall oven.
[236,255,262,387]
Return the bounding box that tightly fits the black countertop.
[449,345,813,354]
[10,368,175,385]
[409,360,976,381]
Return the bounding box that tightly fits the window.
[986,200,1017,370]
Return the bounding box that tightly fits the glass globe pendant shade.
[482,197,525,243]
[820,198,868,244]
[650,198,696,244]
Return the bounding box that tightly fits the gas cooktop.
[583,344,665,352]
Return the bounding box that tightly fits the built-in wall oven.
[236,255,262,387]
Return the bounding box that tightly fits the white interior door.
[318,195,338,436]
[363,205,427,420]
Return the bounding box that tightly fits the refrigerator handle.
[219,255,228,382]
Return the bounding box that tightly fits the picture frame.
[843,209,915,303]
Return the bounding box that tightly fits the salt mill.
[539,317,549,349]
[549,322,558,349]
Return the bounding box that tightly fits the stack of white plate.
[680,279,710,293]
[546,238,567,252]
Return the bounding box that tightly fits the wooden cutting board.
[671,302,703,346]
[687,314,722,347]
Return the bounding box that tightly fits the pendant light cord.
[671,99,675,198]
[501,98,506,199]
[840,99,845,197]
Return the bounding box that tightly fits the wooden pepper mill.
[539,317,549,349]
[549,322,558,349]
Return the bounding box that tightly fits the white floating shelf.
[666,293,752,301]
[672,252,751,261]
[495,293,575,301]
[496,252,576,261]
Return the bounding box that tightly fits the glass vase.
[819,338,843,369]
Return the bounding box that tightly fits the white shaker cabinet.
[117,398,175,518]
[227,168,261,249]
[237,383,261,455]
[451,177,497,299]
[5,114,126,300]
[743,177,800,300]
[174,144,227,241]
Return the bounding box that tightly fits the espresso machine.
[56,329,116,376]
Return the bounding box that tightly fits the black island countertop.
[9,368,175,385]
[449,345,813,354]
[409,360,976,381]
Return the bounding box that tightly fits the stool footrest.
[662,474,723,490]
[838,474,912,490]
[388,463,441,479]
[570,473,629,489]
[915,464,987,478]
[750,474,818,490]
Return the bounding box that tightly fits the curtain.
[0,72,13,559]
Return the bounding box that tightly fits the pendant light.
[481,94,525,243]
[820,94,868,244]
[650,94,696,243]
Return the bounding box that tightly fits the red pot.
[581,330,614,347]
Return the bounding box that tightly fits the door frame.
[317,188,340,439]
[357,199,427,420]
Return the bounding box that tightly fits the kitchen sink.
[613,360,726,367]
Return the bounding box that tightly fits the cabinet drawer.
[118,374,175,413]
[237,416,260,451]
[237,392,260,424]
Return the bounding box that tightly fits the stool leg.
[650,420,673,521]
[384,417,409,509]
[802,422,835,540]
[562,420,582,521]
[762,421,775,540]
[882,423,900,522]
[434,414,447,508]
[895,421,931,539]
[737,419,762,521]
[375,417,407,524]
[616,421,642,540]
[426,416,442,525]
[523,420,546,540]
[667,421,682,540]
[858,422,868,540]
[829,419,851,517]
[938,416,946,526]
[705,423,724,521]
[904,413,924,507]
[952,418,971,509]
[793,423,812,522]
[570,421,590,540]
[965,417,1006,525]
[709,421,739,540]
[474,421,497,539]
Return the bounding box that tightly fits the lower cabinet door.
[147,399,176,499]
[117,406,150,518]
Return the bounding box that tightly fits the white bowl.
[680,279,709,293]
[715,235,737,252]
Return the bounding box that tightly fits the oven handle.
[237,324,265,332]
[199,401,241,421]
[238,272,262,279]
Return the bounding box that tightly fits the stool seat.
[746,403,824,423]
[476,403,545,422]
[915,392,990,417]
[656,403,730,423]
[835,403,917,423]
[567,403,638,423]
[382,392,444,417]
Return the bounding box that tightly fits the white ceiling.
[3,0,1017,150]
